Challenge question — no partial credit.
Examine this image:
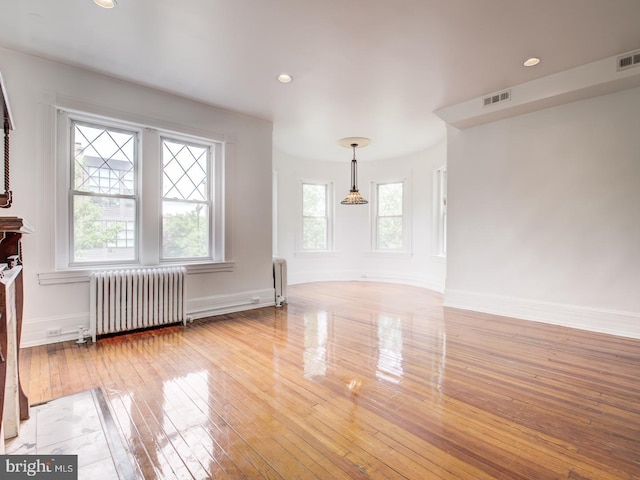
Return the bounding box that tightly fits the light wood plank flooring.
[19,282,640,479]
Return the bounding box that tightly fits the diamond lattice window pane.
[73,123,135,194]
[162,140,208,201]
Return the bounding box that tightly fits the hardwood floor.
[20,282,640,479]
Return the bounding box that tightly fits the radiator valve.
[76,326,91,346]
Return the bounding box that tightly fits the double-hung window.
[373,181,408,252]
[59,111,223,270]
[71,121,138,264]
[161,137,211,260]
[301,182,333,251]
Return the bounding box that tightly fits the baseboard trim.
[288,271,445,293]
[444,289,640,339]
[21,313,89,347]
[21,288,276,347]
[359,274,445,294]
[187,288,275,319]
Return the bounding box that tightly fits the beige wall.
[0,47,274,346]
[445,86,640,338]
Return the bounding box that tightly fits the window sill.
[37,261,236,285]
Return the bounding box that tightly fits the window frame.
[298,180,335,254]
[55,108,226,272]
[160,134,214,262]
[61,115,143,268]
[433,166,447,257]
[370,178,411,254]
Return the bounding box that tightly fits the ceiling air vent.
[616,50,640,72]
[482,89,511,108]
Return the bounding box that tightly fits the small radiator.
[273,257,287,307]
[89,267,187,342]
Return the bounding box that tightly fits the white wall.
[445,86,640,338]
[0,47,274,346]
[274,141,447,292]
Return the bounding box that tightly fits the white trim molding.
[187,288,275,319]
[297,179,336,255]
[359,274,445,294]
[22,287,274,347]
[369,176,412,255]
[444,289,640,339]
[287,271,445,294]
[21,313,89,348]
[37,261,236,285]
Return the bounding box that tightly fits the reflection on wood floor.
[21,281,640,479]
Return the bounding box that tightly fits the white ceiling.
[1,0,640,161]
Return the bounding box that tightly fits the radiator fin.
[90,267,187,342]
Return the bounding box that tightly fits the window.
[161,138,211,259]
[58,111,224,269]
[71,121,137,263]
[434,166,447,257]
[301,182,333,251]
[374,181,405,251]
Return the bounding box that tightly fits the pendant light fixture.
[339,137,370,205]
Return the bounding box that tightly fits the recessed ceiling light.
[277,73,293,84]
[94,0,117,8]
[523,57,541,67]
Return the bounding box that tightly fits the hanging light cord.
[349,143,358,192]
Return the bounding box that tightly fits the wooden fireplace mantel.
[0,216,33,449]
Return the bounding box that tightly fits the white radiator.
[89,267,187,342]
[273,257,287,307]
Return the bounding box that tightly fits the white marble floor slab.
[4,389,136,480]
